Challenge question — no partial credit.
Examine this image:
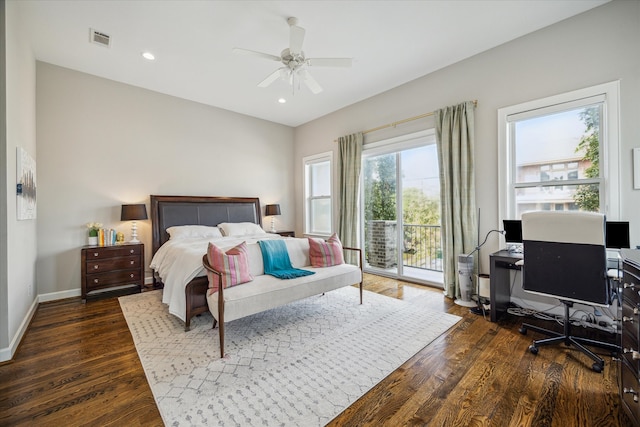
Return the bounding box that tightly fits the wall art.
[17,147,37,220]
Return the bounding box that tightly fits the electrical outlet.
[27,283,32,298]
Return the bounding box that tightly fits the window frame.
[498,81,620,221]
[303,151,333,237]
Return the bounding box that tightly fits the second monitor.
[606,221,630,249]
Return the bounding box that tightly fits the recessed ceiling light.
[142,52,155,61]
[278,98,286,104]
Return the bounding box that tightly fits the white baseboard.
[0,297,38,363]
[1,276,154,362]
[38,288,82,303]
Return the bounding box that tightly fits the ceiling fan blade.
[307,58,353,68]
[258,68,285,88]
[233,47,281,62]
[289,25,305,55]
[299,69,323,94]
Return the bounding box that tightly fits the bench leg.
[219,320,225,358]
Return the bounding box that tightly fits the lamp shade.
[121,204,148,221]
[265,204,281,216]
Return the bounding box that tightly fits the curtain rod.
[334,100,477,142]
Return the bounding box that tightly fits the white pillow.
[166,225,223,240]
[218,222,266,237]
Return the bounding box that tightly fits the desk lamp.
[265,204,281,233]
[121,204,148,243]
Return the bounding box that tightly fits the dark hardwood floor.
[0,274,633,426]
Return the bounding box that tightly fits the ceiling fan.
[233,17,352,94]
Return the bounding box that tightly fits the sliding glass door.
[362,132,443,285]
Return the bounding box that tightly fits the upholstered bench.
[202,236,363,358]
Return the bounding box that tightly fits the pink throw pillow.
[308,233,345,267]
[207,241,253,294]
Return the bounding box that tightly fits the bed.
[150,195,276,330]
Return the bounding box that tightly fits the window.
[303,152,332,235]
[498,82,620,220]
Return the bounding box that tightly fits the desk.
[489,250,523,322]
[489,249,623,322]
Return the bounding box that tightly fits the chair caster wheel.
[592,363,603,373]
[528,344,538,355]
[519,327,527,335]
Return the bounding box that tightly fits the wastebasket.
[455,254,475,307]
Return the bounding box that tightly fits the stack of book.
[98,229,117,246]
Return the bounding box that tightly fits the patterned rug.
[119,286,461,426]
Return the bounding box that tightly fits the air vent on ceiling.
[90,29,111,47]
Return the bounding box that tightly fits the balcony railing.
[402,224,443,272]
[365,221,442,272]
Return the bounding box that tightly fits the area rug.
[119,286,461,426]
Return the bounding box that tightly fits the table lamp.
[121,204,148,243]
[265,204,281,233]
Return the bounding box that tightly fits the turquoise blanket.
[258,240,315,280]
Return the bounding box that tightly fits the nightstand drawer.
[87,256,141,273]
[85,269,142,291]
[274,231,295,237]
[85,245,141,259]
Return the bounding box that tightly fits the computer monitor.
[605,221,630,249]
[503,220,522,244]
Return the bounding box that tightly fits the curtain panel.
[338,132,363,264]
[435,101,478,299]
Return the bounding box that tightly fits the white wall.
[1,0,38,361]
[294,1,640,298]
[36,63,295,297]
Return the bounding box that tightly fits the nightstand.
[273,231,295,237]
[81,243,144,302]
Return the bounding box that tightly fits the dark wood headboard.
[150,195,262,255]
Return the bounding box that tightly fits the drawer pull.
[93,252,99,257]
[130,249,134,254]
[94,265,99,270]
[623,348,640,360]
[623,316,635,323]
[624,282,636,289]
[130,274,134,278]
[94,279,99,283]
[624,388,639,402]
[130,261,134,265]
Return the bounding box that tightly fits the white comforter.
[150,233,282,322]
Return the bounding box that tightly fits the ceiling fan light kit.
[234,17,352,95]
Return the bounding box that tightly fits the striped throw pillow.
[308,233,345,267]
[207,241,253,294]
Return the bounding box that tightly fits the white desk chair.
[518,211,619,373]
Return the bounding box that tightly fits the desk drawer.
[622,298,640,336]
[621,358,640,425]
[623,267,640,306]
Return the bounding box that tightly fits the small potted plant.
[86,222,102,245]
